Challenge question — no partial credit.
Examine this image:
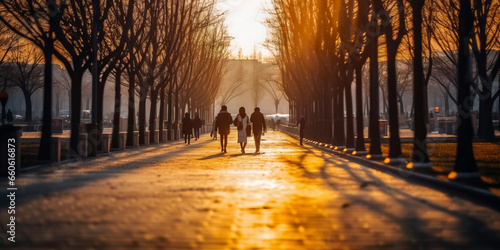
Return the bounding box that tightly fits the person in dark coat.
[250,107,266,153]
[193,113,202,141]
[297,116,306,146]
[6,109,13,123]
[216,105,232,153]
[182,113,193,145]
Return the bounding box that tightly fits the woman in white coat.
[235,107,250,154]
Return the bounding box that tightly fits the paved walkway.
[2,130,500,249]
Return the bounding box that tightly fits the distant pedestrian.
[250,107,266,153]
[193,113,202,141]
[234,107,250,154]
[216,105,232,153]
[211,115,218,140]
[6,109,13,123]
[182,113,192,145]
[268,119,275,131]
[297,116,306,146]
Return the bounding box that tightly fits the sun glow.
[218,0,271,58]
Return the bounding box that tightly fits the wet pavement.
[1,130,500,249]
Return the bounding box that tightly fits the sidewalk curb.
[281,132,500,211]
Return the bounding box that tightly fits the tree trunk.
[56,93,60,118]
[345,82,354,148]
[175,90,179,123]
[387,53,402,158]
[323,82,333,144]
[111,71,121,148]
[138,83,147,145]
[478,96,494,140]
[23,91,33,122]
[334,83,345,146]
[368,19,382,156]
[149,85,157,144]
[167,89,173,141]
[68,91,71,113]
[159,86,165,142]
[398,94,404,115]
[69,71,83,157]
[37,39,53,161]
[355,65,366,151]
[381,87,388,118]
[126,71,135,147]
[411,1,430,164]
[444,91,449,116]
[96,79,105,151]
[453,0,478,174]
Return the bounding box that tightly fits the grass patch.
[365,142,500,185]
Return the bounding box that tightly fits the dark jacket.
[216,111,232,135]
[250,111,266,132]
[193,117,202,129]
[182,117,192,134]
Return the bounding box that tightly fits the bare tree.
[9,40,44,121]
[0,0,58,161]
[218,61,248,106]
[471,0,500,140]
[0,21,15,71]
[260,63,283,114]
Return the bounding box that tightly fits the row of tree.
[0,0,229,160]
[266,0,499,176]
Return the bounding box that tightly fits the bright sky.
[217,0,271,58]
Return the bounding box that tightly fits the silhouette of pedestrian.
[234,107,250,154]
[182,113,192,145]
[193,113,202,141]
[211,115,218,140]
[297,116,306,146]
[250,107,266,153]
[6,109,13,123]
[216,105,232,153]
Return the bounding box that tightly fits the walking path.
[1,130,500,249]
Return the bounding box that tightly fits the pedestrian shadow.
[249,152,266,156]
[228,153,247,158]
[198,153,225,160]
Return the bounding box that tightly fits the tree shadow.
[0,139,214,207]
[284,143,500,248]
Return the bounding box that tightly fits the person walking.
[6,109,13,123]
[193,113,202,141]
[297,116,306,146]
[211,115,218,140]
[182,113,193,145]
[250,107,266,153]
[216,105,232,153]
[234,107,250,154]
